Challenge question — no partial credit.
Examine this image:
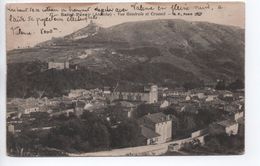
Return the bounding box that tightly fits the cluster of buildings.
[48,61,70,70]
[209,111,244,136]
[105,85,158,104]
[47,60,78,70]
[6,83,244,150]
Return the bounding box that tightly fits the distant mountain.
[7,19,244,83]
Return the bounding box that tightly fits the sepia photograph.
[6,2,245,157]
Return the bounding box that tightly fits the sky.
[6,2,245,50]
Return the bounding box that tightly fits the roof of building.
[217,119,237,127]
[49,59,69,63]
[76,101,86,108]
[236,118,244,125]
[113,84,157,93]
[19,104,39,110]
[144,112,171,124]
[7,104,19,112]
[84,103,93,110]
[181,104,198,114]
[118,101,137,108]
[84,102,106,111]
[70,89,88,93]
[141,126,160,139]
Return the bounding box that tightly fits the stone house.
[110,85,158,104]
[141,126,161,145]
[139,112,172,144]
[209,119,239,136]
[20,105,40,114]
[48,60,69,70]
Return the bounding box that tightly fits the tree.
[111,119,143,148]
[215,80,226,90]
[135,104,159,118]
[7,130,37,156]
[227,79,244,90]
[183,80,204,90]
[45,113,112,153]
[80,111,111,150]
[195,108,222,128]
[81,111,108,126]
[45,119,84,152]
[88,122,110,151]
[106,104,128,124]
[7,132,16,155]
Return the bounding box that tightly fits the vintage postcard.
[6,2,244,157]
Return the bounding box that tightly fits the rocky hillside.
[7,19,245,83]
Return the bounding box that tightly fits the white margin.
[1,0,260,166]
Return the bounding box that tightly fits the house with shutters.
[139,112,172,145]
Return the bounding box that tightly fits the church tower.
[149,85,158,103]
